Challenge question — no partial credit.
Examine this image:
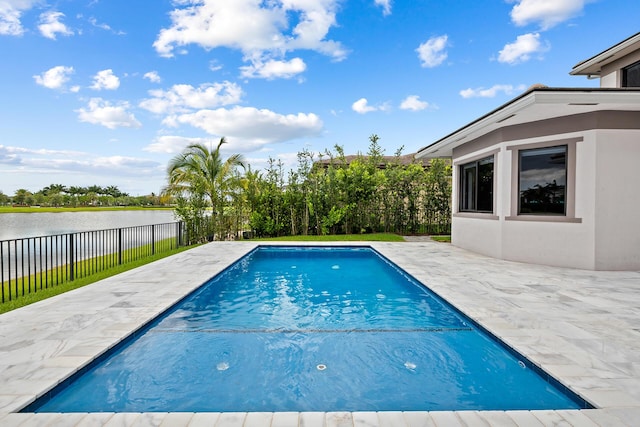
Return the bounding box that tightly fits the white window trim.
[505,137,582,223]
[453,149,499,220]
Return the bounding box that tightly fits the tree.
[0,191,9,205]
[164,137,245,241]
[13,189,31,206]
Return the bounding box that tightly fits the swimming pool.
[25,246,589,412]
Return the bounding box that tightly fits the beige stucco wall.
[500,132,596,269]
[593,129,640,270]
[451,127,640,270]
[600,72,618,88]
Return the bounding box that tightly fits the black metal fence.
[1,222,185,303]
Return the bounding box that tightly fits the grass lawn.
[430,235,451,243]
[0,244,196,314]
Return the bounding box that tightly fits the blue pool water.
[28,246,587,412]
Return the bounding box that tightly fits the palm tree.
[165,137,245,241]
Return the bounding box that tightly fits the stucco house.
[416,32,640,270]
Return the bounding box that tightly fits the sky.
[0,0,637,196]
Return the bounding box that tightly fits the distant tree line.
[164,135,451,244]
[0,184,166,207]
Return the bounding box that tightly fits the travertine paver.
[1,240,640,426]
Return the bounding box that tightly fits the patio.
[1,240,639,426]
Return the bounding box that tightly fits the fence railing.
[1,222,185,303]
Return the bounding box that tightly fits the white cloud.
[144,135,211,154]
[416,35,448,68]
[88,16,125,35]
[0,0,38,36]
[76,98,142,129]
[165,106,323,145]
[153,0,347,78]
[459,84,527,98]
[498,33,547,64]
[352,98,389,114]
[38,11,73,40]
[139,81,243,115]
[375,0,392,16]
[33,65,74,90]
[91,69,120,90]
[0,144,160,176]
[143,71,162,83]
[509,0,587,30]
[0,144,22,164]
[240,57,307,79]
[400,95,428,111]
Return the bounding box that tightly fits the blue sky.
[0,0,636,196]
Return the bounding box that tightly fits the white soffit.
[416,89,640,158]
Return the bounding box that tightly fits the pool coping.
[1,241,640,426]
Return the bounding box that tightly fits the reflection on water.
[0,210,176,240]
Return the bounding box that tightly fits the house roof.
[570,32,640,77]
[415,87,640,158]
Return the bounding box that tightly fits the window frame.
[455,152,497,217]
[517,145,568,216]
[506,138,582,223]
[622,60,640,88]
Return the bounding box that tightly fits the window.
[459,155,494,213]
[622,60,640,88]
[518,145,567,215]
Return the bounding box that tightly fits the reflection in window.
[518,145,567,215]
[623,60,640,88]
[459,156,494,213]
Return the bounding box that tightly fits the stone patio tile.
[158,412,195,427]
[402,411,436,427]
[214,412,247,427]
[325,412,353,427]
[554,410,599,426]
[67,413,116,427]
[187,413,221,427]
[103,413,141,427]
[503,410,544,427]
[244,412,274,427]
[299,412,325,427]
[352,411,380,426]
[530,410,570,426]
[579,409,626,426]
[271,412,299,427]
[475,410,518,426]
[455,411,490,426]
[376,411,407,427]
[0,413,47,427]
[428,411,464,427]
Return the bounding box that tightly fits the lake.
[0,210,177,241]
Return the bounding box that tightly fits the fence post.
[118,228,123,265]
[151,225,156,255]
[177,221,183,247]
[68,234,75,281]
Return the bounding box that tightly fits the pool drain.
[316,364,327,371]
[404,361,417,370]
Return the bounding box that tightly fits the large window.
[622,60,640,88]
[459,155,494,213]
[518,145,567,215]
